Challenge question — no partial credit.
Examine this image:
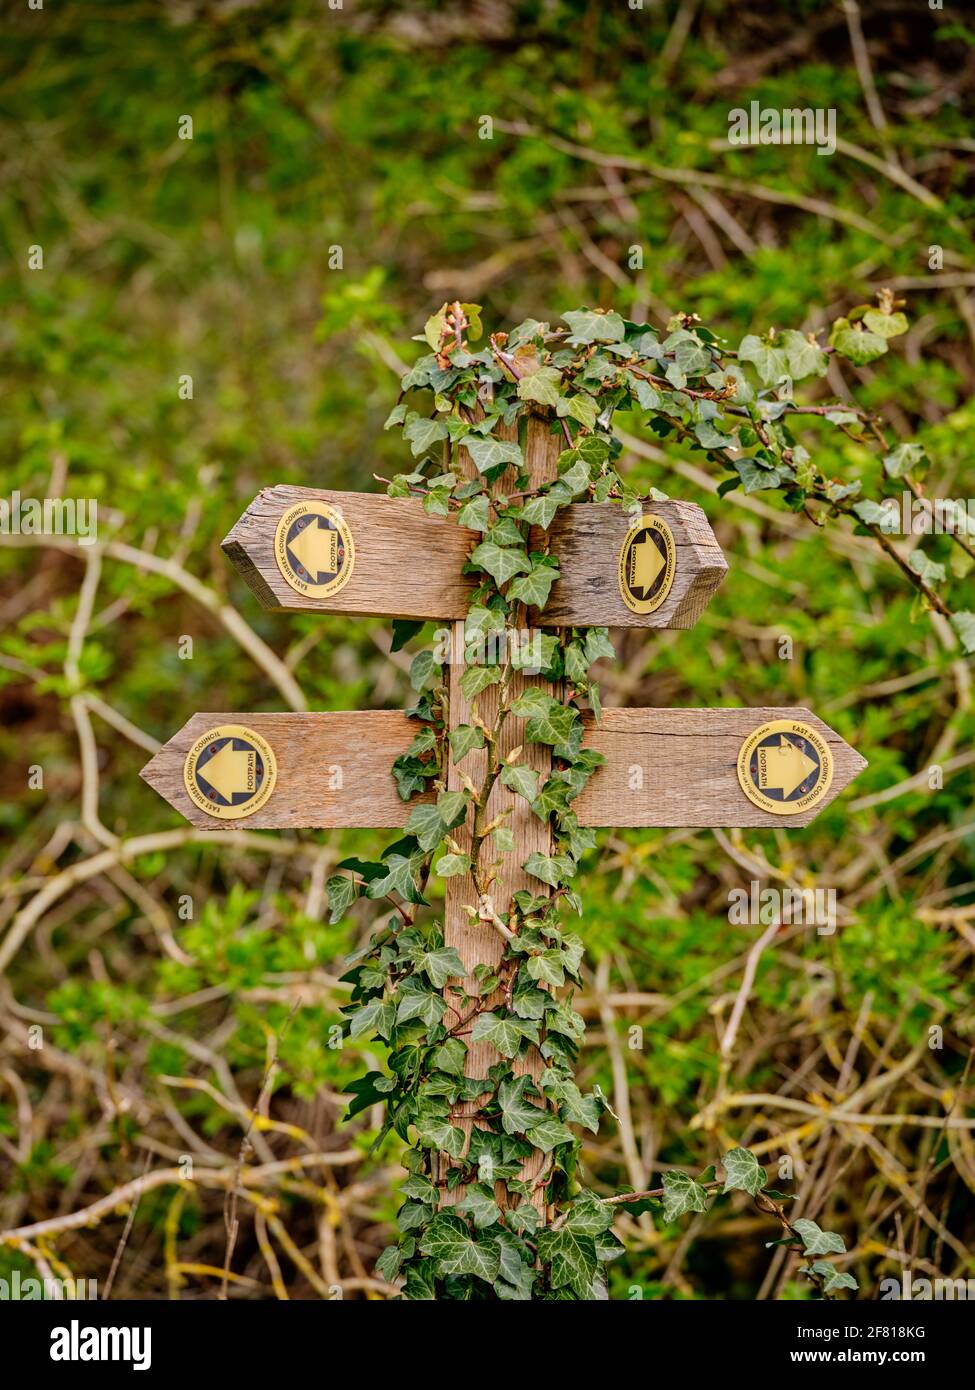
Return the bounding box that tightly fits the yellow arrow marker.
[630,535,665,593]
[288,520,337,579]
[201,741,254,802]
[758,736,818,798]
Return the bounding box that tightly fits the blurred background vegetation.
[1,0,974,1299]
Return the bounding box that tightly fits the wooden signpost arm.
[141,707,866,831]
[222,485,727,629]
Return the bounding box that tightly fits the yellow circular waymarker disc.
[274,502,355,598]
[618,515,676,615]
[736,719,833,817]
[183,725,277,821]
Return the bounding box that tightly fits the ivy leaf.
[449,724,485,763]
[456,495,490,531]
[721,1147,767,1196]
[518,493,561,529]
[884,442,926,478]
[430,1037,467,1076]
[738,334,788,385]
[508,317,549,347]
[779,328,829,379]
[437,789,469,827]
[465,437,524,473]
[469,541,531,586]
[344,1070,394,1119]
[661,1170,710,1221]
[423,487,450,517]
[508,563,559,609]
[562,308,626,345]
[409,649,440,692]
[526,949,565,987]
[494,1231,536,1300]
[556,1084,601,1133]
[366,852,427,905]
[403,415,449,457]
[459,664,503,700]
[434,852,470,878]
[535,1226,598,1297]
[375,1245,403,1282]
[669,332,711,376]
[326,874,359,924]
[558,458,593,496]
[465,604,505,641]
[510,631,559,672]
[404,803,447,852]
[420,1213,501,1281]
[487,516,525,547]
[564,640,588,684]
[563,1193,615,1236]
[391,618,424,651]
[950,611,975,654]
[492,825,516,853]
[396,980,447,1028]
[816,1266,859,1294]
[852,498,896,530]
[792,1219,846,1257]
[457,1184,502,1230]
[830,322,888,365]
[694,419,737,451]
[500,763,539,801]
[523,851,575,887]
[517,366,562,408]
[349,998,396,1041]
[863,307,908,339]
[415,1116,467,1159]
[734,456,782,494]
[384,403,408,430]
[557,393,599,431]
[908,550,946,586]
[401,1172,439,1204]
[470,1011,536,1059]
[584,628,616,662]
[525,1117,575,1152]
[510,690,579,746]
[402,1260,438,1300]
[497,1074,542,1135]
[417,946,466,988]
[423,306,449,350]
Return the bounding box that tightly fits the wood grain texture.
[574,707,868,829]
[141,706,866,831]
[222,485,727,629]
[222,487,475,621]
[545,498,727,628]
[139,710,426,829]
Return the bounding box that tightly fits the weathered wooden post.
[438,414,561,1210]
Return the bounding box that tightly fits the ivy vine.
[325,301,878,1300]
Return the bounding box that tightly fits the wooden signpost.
[141,418,866,1216]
